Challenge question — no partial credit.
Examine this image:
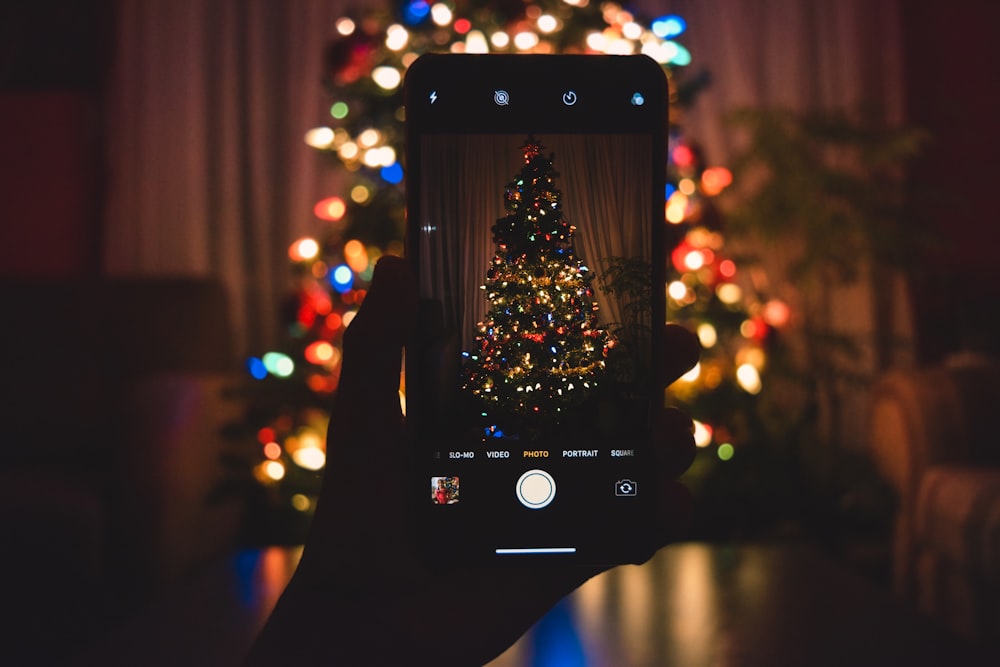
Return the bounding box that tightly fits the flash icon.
[429,90,438,104]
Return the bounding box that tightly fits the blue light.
[331,264,354,293]
[665,183,676,199]
[492,429,504,438]
[246,356,267,380]
[652,15,686,39]
[669,43,692,66]
[380,162,404,184]
[403,0,430,25]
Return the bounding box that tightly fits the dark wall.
[0,1,111,278]
[902,0,1000,362]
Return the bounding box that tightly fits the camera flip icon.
[615,479,637,496]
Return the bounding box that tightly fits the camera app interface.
[412,133,655,555]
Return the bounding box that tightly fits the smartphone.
[404,54,668,566]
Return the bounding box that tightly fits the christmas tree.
[238,2,778,542]
[464,136,611,439]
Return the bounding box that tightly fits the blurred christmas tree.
[239,1,781,543]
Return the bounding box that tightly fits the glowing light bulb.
[289,237,320,262]
[313,196,346,222]
[430,3,452,25]
[292,446,326,471]
[372,66,402,90]
[716,283,743,305]
[680,362,701,383]
[693,420,713,448]
[736,363,762,394]
[336,18,355,36]
[385,24,409,51]
[491,31,510,48]
[264,460,286,480]
[537,15,558,33]
[514,31,539,50]
[304,126,334,149]
[697,323,718,348]
[465,30,488,53]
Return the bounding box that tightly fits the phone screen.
[404,55,667,565]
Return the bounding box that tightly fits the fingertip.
[663,323,701,384]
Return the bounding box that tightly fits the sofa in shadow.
[868,355,1000,646]
[0,276,249,662]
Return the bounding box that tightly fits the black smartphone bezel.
[404,54,669,566]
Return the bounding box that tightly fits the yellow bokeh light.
[693,420,713,448]
[491,31,510,48]
[336,18,355,36]
[292,446,326,471]
[350,185,370,203]
[736,363,762,394]
[678,178,696,195]
[358,128,380,147]
[339,141,358,160]
[697,323,718,348]
[537,15,558,33]
[291,494,311,512]
[372,66,402,91]
[716,283,743,305]
[289,237,320,262]
[680,362,701,383]
[667,280,688,301]
[466,30,489,53]
[430,3,452,25]
[385,24,409,51]
[514,31,539,50]
[303,126,334,149]
[264,460,286,481]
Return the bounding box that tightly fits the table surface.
[73,541,996,667]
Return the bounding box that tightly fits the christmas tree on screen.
[238,2,783,543]
[464,137,611,438]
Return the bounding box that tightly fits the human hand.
[246,255,699,665]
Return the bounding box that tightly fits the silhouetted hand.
[246,255,699,665]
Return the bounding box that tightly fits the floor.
[70,541,995,666]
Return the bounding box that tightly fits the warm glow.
[680,362,701,383]
[718,259,737,279]
[304,341,335,365]
[537,15,558,33]
[693,420,713,448]
[666,192,688,223]
[716,283,742,305]
[263,442,282,460]
[291,494,311,512]
[736,363,762,394]
[264,460,286,481]
[763,299,791,328]
[667,280,688,301]
[622,21,642,40]
[304,126,334,149]
[358,128,380,147]
[430,3,452,25]
[701,167,733,196]
[585,31,607,52]
[339,141,358,160]
[678,178,696,195]
[336,18,355,35]
[344,239,368,273]
[696,323,718,348]
[465,30,489,53]
[289,237,320,262]
[514,31,539,50]
[491,31,510,48]
[350,185,370,203]
[342,310,357,327]
[372,66,402,90]
[313,196,346,221]
[292,446,326,471]
[684,250,705,271]
[385,24,409,51]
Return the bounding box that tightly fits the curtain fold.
[104,0,906,378]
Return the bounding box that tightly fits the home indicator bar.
[495,547,577,555]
